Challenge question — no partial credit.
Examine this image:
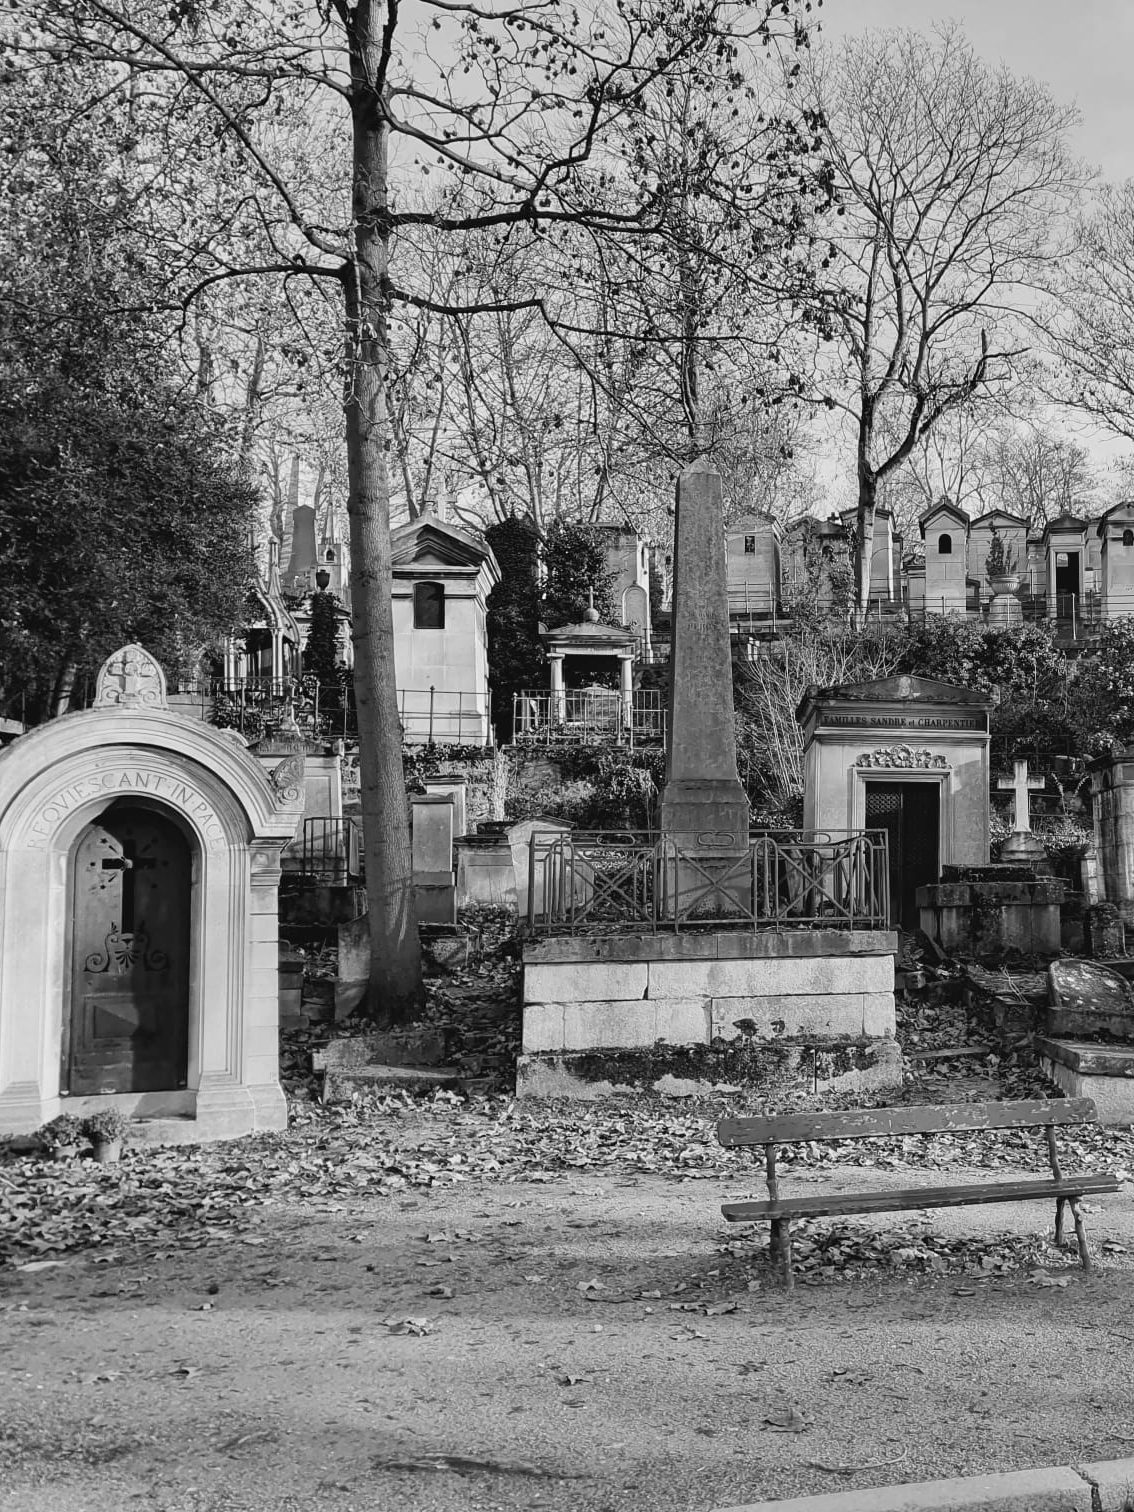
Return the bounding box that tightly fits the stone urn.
[988,575,1023,627]
[988,573,1021,597]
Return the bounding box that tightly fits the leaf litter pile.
[4,929,1132,1282]
[4,1089,1133,1279]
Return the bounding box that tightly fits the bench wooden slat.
[721,1173,1120,1224]
[717,1097,1100,1148]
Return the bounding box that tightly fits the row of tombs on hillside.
[4,644,1134,1140]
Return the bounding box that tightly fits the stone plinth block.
[522,998,710,1053]
[1085,902,1126,959]
[413,881,457,926]
[709,992,895,1040]
[524,960,648,1004]
[455,836,518,910]
[1035,1036,1134,1126]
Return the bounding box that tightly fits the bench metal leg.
[1068,1198,1092,1272]
[771,1218,793,1291]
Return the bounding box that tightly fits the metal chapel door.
[67,803,190,1095]
[864,781,940,930]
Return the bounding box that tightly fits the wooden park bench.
[717,1098,1120,1289]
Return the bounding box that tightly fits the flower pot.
[93,1137,123,1165]
[50,1143,82,1163]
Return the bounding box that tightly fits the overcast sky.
[817,1,1132,184]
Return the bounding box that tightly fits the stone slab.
[515,1039,903,1099]
[312,1031,446,1071]
[322,1065,461,1102]
[524,960,648,1004]
[710,994,869,1039]
[522,999,710,1053]
[1034,1036,1134,1076]
[522,930,898,965]
[1073,1457,1134,1512]
[712,1464,1093,1512]
[647,955,892,1000]
[1047,958,1134,1037]
[1037,1051,1134,1126]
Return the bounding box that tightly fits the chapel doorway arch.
[65,801,192,1095]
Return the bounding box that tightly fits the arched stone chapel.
[0,646,303,1140]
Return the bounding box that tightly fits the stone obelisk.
[658,457,749,852]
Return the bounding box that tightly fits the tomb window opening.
[743,535,756,555]
[413,581,445,629]
[1123,529,1134,548]
[938,534,952,555]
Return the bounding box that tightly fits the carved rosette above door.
[856,746,948,770]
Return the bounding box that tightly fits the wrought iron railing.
[396,686,491,745]
[511,689,665,748]
[527,828,890,933]
[290,817,363,887]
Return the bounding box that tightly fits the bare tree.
[979,423,1097,529]
[806,24,1082,622]
[1049,181,1134,449]
[13,0,821,1023]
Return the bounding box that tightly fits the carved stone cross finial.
[996,758,1044,833]
[93,644,168,711]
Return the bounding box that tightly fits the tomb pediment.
[799,674,997,713]
[1096,501,1134,536]
[918,499,969,534]
[1042,512,1088,539]
[390,517,498,576]
[970,509,1027,532]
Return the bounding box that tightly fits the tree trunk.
[854,421,878,628]
[53,659,80,718]
[342,8,422,1025]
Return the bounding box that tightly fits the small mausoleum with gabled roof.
[797,674,997,928]
[390,505,500,744]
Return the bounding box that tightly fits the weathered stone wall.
[518,931,899,1097]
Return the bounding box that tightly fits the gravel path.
[3,1149,1133,1512]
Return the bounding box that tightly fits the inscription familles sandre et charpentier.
[27,769,226,849]
[826,715,982,730]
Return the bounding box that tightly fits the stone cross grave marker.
[997,758,1044,834]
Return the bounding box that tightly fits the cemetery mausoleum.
[798,675,997,929]
[0,646,303,1141]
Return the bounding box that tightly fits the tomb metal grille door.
[864,781,940,930]
[67,803,190,1095]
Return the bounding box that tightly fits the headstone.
[997,758,1050,870]
[1047,958,1134,1038]
[422,775,467,839]
[659,460,748,914]
[412,794,455,877]
[507,816,573,917]
[335,914,370,1020]
[411,793,457,924]
[997,759,1044,832]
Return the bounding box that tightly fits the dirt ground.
[3,1104,1134,1512]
